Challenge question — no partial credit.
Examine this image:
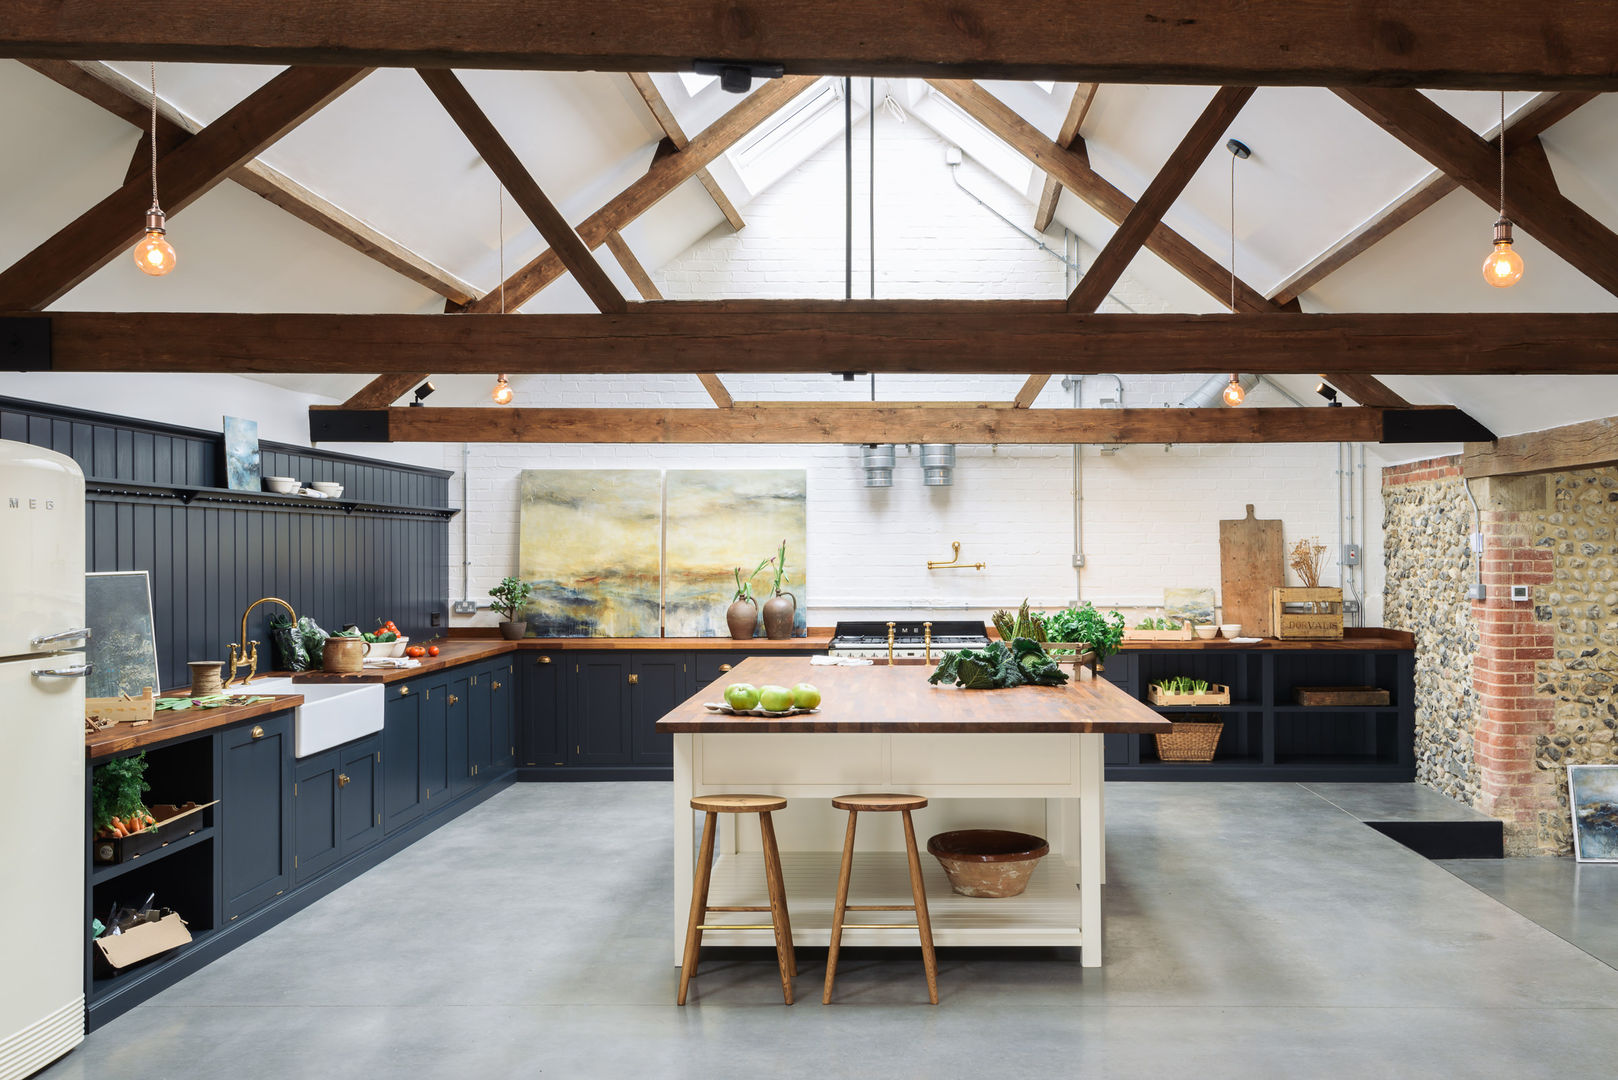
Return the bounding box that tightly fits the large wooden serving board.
[1220,504,1284,638]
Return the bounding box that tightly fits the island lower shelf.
[698,851,1084,949]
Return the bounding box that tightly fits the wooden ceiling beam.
[0,66,370,310]
[307,404,1490,446]
[340,373,424,409]
[1462,416,1618,478]
[1033,83,1097,233]
[627,73,744,230]
[1274,90,1599,305]
[7,5,1618,90]
[419,68,626,314]
[17,309,1618,376]
[22,60,478,306]
[1336,86,1618,299]
[603,228,735,407]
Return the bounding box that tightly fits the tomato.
[427,645,439,656]
[384,621,398,632]
[406,646,426,658]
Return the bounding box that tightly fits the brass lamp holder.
[927,541,985,571]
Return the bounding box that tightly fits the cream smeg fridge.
[0,440,88,1078]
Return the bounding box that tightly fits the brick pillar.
[1469,478,1557,854]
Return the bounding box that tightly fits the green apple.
[791,682,821,709]
[724,683,760,710]
[758,684,795,712]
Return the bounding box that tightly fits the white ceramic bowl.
[310,481,344,498]
[1193,625,1218,640]
[263,476,300,494]
[1220,623,1243,638]
[368,636,408,659]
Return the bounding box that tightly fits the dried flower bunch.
[1289,537,1328,588]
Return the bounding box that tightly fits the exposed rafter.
[1033,83,1096,233]
[21,59,479,306]
[12,308,1618,377]
[1336,87,1618,299]
[0,66,370,310]
[1463,415,1618,478]
[5,5,1617,90]
[627,73,745,230]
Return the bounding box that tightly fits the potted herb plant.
[761,539,797,640]
[727,557,771,639]
[489,576,533,640]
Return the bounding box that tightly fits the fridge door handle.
[30,626,92,649]
[31,662,92,679]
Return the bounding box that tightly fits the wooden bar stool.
[823,793,938,1005]
[679,794,797,1005]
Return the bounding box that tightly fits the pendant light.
[1222,139,1250,407]
[1482,91,1523,288]
[132,63,177,276]
[491,181,514,405]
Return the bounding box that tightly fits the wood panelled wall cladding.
[0,398,453,690]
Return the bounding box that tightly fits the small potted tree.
[489,576,532,640]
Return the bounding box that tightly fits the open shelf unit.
[1101,642,1415,782]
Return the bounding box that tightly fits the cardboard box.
[94,911,191,972]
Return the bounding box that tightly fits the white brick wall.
[448,113,1380,629]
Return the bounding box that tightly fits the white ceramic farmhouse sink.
[239,677,385,757]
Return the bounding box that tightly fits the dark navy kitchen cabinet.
[338,736,384,858]
[519,651,567,767]
[444,671,473,797]
[420,676,449,804]
[629,653,686,765]
[383,682,425,833]
[294,749,343,883]
[692,650,752,690]
[221,712,293,922]
[490,657,516,769]
[468,663,494,780]
[568,653,633,764]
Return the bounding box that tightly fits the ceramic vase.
[726,599,758,640]
[762,591,796,640]
[499,620,527,641]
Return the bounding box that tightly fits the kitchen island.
[655,657,1170,967]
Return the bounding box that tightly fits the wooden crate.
[85,687,155,725]
[1123,626,1194,643]
[1147,682,1232,707]
[92,800,217,865]
[1271,587,1344,640]
[1293,686,1390,707]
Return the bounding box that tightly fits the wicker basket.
[1154,721,1224,762]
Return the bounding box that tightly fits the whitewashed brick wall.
[448,113,1379,629]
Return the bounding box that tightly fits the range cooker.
[827,619,991,661]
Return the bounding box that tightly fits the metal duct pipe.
[920,444,955,486]
[862,444,896,487]
[1179,373,1259,408]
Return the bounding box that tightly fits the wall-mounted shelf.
[84,479,459,519]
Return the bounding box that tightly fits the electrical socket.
[1072,553,1086,567]
[1341,543,1361,567]
[1343,599,1361,615]
[452,600,478,615]
[1466,583,1487,601]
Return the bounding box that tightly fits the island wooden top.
[87,694,302,758]
[655,657,1173,734]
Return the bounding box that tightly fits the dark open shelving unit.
[1101,641,1415,782]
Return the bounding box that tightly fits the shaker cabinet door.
[382,683,424,834]
[221,712,292,922]
[520,652,567,767]
[629,653,686,766]
[568,654,631,764]
[293,749,341,884]
[338,736,383,857]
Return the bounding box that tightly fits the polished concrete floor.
[45,783,1618,1079]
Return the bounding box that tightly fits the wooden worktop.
[655,656,1172,734]
[1116,628,1414,651]
[86,694,302,758]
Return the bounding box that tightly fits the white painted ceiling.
[3,61,1615,442]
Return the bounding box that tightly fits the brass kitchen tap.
[226,597,298,688]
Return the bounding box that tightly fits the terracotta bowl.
[926,830,1051,898]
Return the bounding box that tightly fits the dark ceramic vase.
[499,620,526,640]
[762,591,796,640]
[726,600,758,640]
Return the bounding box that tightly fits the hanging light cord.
[148,62,160,213]
[498,182,506,387]
[1498,90,1507,221]
[1228,149,1237,312]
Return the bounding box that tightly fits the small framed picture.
[1567,764,1618,863]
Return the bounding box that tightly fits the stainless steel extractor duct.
[862,444,896,487]
[920,444,955,486]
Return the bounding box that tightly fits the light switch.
[1511,584,1531,602]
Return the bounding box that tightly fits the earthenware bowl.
[926,830,1050,898]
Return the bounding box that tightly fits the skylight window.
[728,78,839,190]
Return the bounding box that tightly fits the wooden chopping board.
[1220,504,1283,638]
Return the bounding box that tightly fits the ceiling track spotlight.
[692,59,787,93]
[409,381,436,407]
[1315,381,1343,407]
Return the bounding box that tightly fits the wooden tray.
[86,688,155,725]
[703,703,821,717]
[1293,686,1390,706]
[1147,682,1232,707]
[92,800,218,865]
[1124,626,1194,643]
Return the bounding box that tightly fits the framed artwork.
[223,416,261,491]
[85,571,161,699]
[1568,764,1618,862]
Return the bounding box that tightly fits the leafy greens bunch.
[991,600,1047,643]
[1044,602,1126,659]
[929,638,1069,690]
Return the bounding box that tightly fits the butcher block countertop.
[655,656,1172,734]
[86,694,303,758]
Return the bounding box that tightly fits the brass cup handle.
[536,656,552,665]
[627,673,639,685]
[250,725,264,739]
[718,664,732,673]
[491,681,501,691]
[447,694,459,706]
[399,686,411,696]
[338,773,351,788]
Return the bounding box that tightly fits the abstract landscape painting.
[1569,764,1618,862]
[665,469,807,637]
[518,470,661,637]
[223,416,260,491]
[85,571,160,699]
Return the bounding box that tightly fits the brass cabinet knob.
[718,664,732,673]
[491,681,501,691]
[250,725,264,739]
[338,773,351,788]
[399,686,411,696]
[447,694,459,706]
[627,673,639,685]
[536,655,552,665]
